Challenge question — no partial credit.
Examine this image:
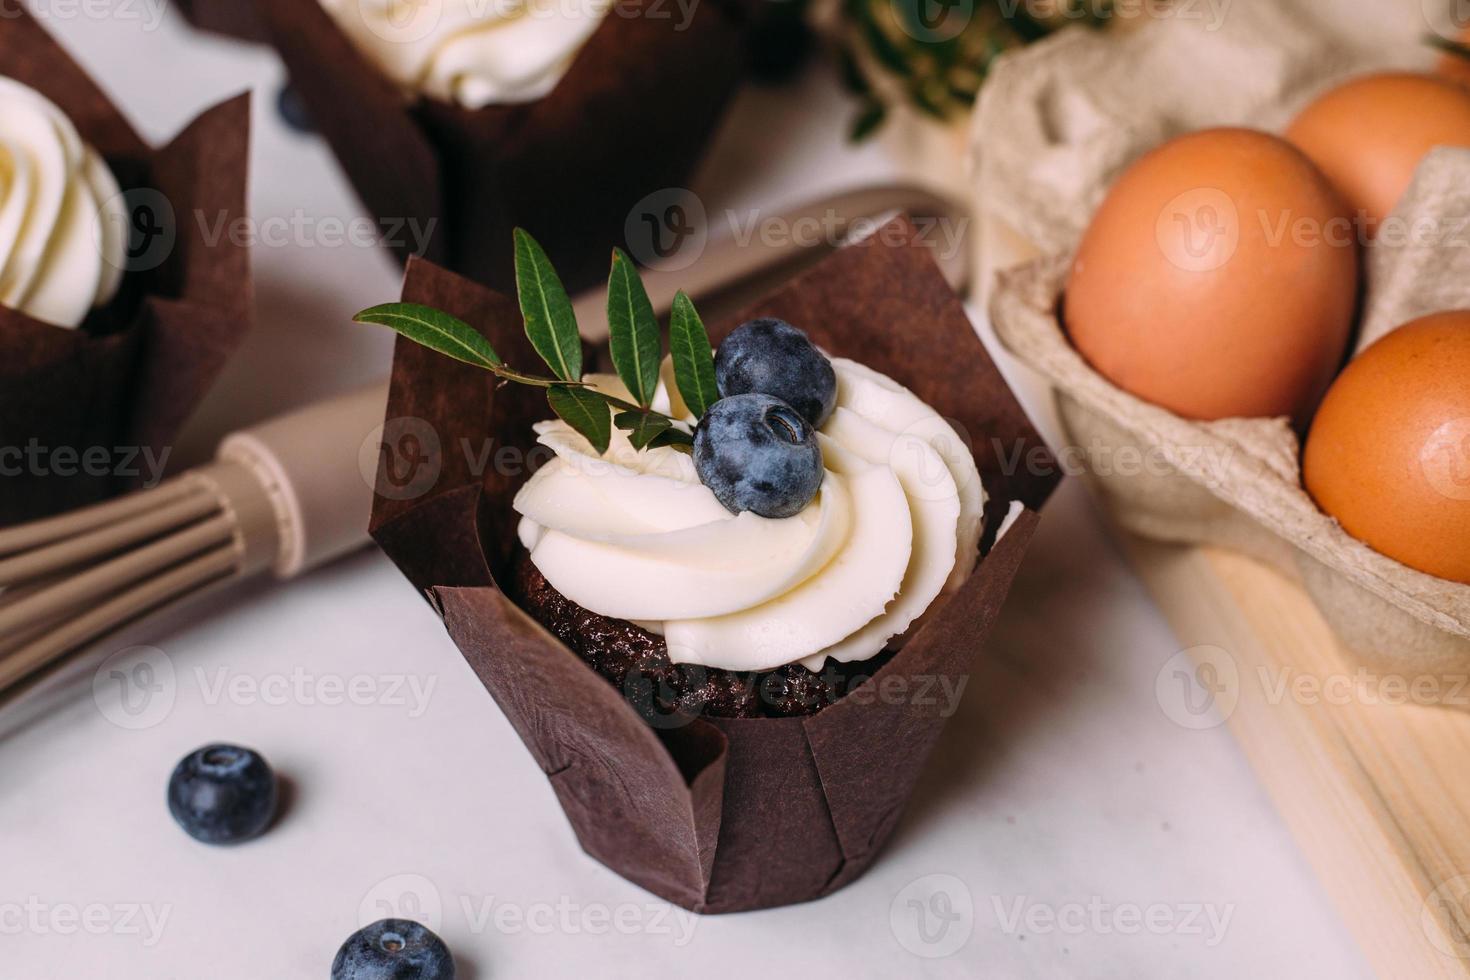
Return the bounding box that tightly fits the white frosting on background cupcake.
[320,0,613,109]
[514,359,988,673]
[0,77,127,329]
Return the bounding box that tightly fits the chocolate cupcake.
[367,217,1056,912]
[252,0,748,292]
[0,12,251,525]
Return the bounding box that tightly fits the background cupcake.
[252,0,749,293]
[0,11,252,525]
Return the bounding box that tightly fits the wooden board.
[1125,537,1470,980]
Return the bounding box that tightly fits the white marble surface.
[0,9,1372,978]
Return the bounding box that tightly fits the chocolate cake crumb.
[511,550,886,721]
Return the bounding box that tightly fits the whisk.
[0,383,387,700]
[0,184,970,704]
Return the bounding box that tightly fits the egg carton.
[974,1,1470,674]
[990,249,1470,675]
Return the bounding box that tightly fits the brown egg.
[1438,28,1470,89]
[1303,311,1470,584]
[1286,72,1470,238]
[1065,128,1359,424]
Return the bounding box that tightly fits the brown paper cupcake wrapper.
[252,0,748,294]
[368,216,1058,912]
[173,0,269,43]
[0,11,252,526]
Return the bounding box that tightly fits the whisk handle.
[216,382,389,579]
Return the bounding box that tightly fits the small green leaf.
[837,45,871,96]
[547,384,610,454]
[849,99,887,142]
[668,291,719,419]
[615,410,672,450]
[514,229,582,382]
[354,303,502,370]
[909,79,950,120]
[648,428,694,452]
[859,15,912,77]
[606,248,661,407]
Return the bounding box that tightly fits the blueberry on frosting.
[693,392,824,519]
[715,317,838,427]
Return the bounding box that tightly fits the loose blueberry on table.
[166,744,278,845]
[276,82,316,135]
[332,919,455,980]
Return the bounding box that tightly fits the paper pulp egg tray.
[975,0,1470,677]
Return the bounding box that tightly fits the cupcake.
[366,216,1055,911]
[0,11,251,525]
[253,0,748,292]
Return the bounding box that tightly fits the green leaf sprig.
[355,230,720,456]
[836,0,1111,140]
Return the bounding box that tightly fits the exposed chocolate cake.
[512,549,888,722]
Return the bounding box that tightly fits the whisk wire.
[0,514,239,640]
[0,478,205,558]
[0,483,220,586]
[0,545,238,693]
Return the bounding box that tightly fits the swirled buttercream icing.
[513,357,987,672]
[0,77,126,329]
[319,0,612,109]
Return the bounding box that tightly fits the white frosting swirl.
[514,358,987,672]
[0,77,126,329]
[320,0,612,109]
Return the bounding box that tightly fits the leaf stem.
[486,363,590,389]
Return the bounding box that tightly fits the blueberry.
[332,920,455,980]
[715,318,837,427]
[276,82,316,135]
[167,744,277,845]
[694,393,823,518]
